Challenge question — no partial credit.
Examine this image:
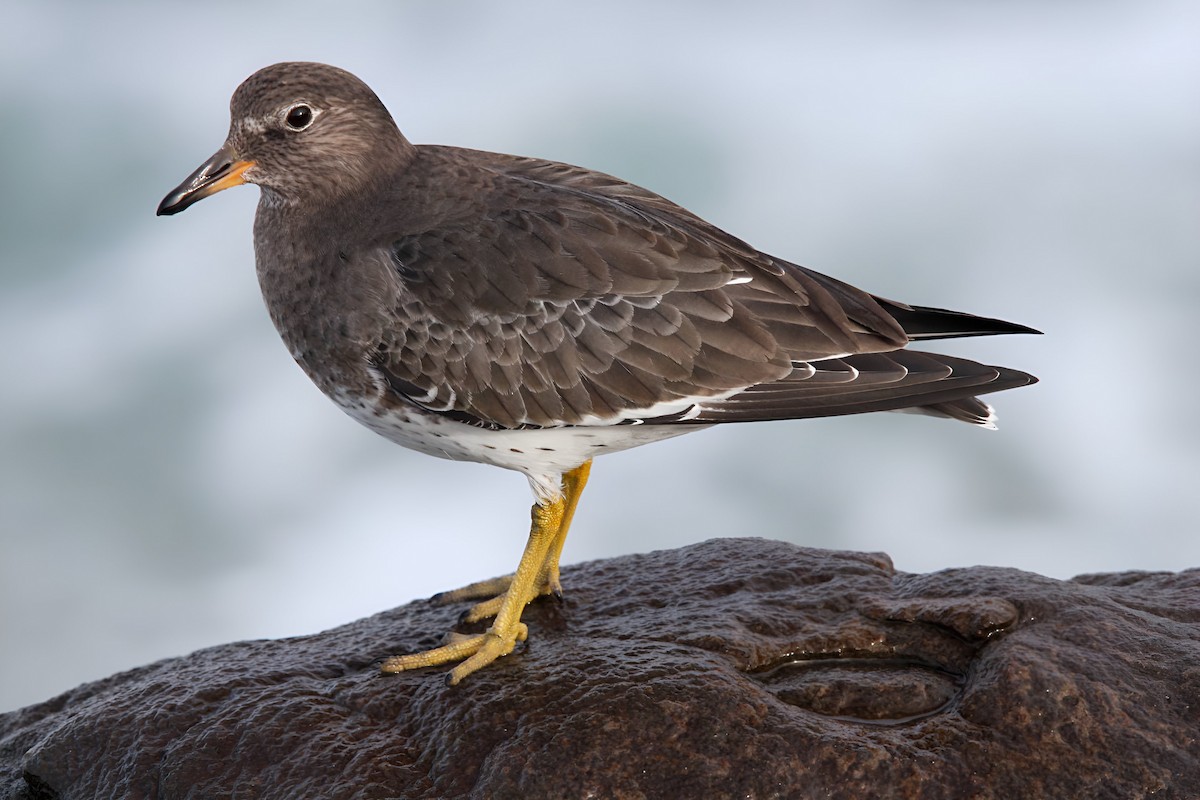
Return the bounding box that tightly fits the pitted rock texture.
[1,538,1197,799]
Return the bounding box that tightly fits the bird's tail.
[873,297,1042,340]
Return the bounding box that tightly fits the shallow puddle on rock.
[751,656,964,724]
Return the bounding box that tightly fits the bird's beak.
[157,144,255,216]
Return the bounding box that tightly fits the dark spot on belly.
[510,448,524,454]
[536,447,555,452]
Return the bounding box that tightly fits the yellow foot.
[381,623,529,685]
[380,460,592,685]
[433,574,562,624]
[431,575,516,604]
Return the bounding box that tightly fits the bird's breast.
[253,229,394,400]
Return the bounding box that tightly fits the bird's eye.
[284,104,314,130]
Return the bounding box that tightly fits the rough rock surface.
[2,538,1198,799]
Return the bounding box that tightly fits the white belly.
[329,388,705,503]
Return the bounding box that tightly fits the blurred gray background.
[3,0,1197,712]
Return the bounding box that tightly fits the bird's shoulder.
[379,145,905,345]
[360,146,913,429]
[393,145,758,259]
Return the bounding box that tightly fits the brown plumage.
[158,62,1038,684]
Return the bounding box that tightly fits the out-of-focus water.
[3,0,1198,712]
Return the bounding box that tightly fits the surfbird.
[158,62,1038,685]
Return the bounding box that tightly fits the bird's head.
[158,61,410,216]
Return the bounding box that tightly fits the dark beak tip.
[156,145,240,218]
[156,191,194,216]
[156,181,200,217]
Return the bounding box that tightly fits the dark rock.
[2,538,1198,799]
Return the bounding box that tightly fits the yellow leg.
[381,460,592,685]
[431,460,591,624]
[535,460,590,599]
